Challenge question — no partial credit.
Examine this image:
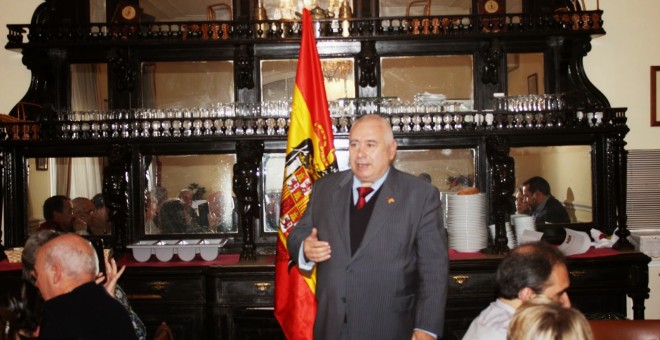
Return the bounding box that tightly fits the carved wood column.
[234,140,264,259]
[105,144,133,257]
[485,136,515,254]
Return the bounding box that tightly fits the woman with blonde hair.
[508,295,593,340]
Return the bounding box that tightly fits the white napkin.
[590,228,619,248]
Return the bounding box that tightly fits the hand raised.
[303,228,331,263]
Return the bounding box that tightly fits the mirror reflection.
[145,154,238,235]
[511,145,592,223]
[139,0,234,21]
[27,157,109,235]
[141,61,234,109]
[261,58,355,102]
[71,64,108,111]
[381,55,474,107]
[261,148,475,233]
[507,53,545,96]
[379,0,522,16]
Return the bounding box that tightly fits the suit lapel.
[332,172,353,257]
[352,169,400,259]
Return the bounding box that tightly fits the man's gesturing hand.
[303,228,331,263]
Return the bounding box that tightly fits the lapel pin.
[387,197,395,204]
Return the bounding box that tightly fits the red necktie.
[356,187,374,210]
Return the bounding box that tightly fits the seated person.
[89,194,112,235]
[522,176,570,224]
[158,199,190,234]
[508,295,593,340]
[33,234,138,339]
[200,191,236,233]
[514,187,531,215]
[145,192,160,234]
[463,241,571,340]
[36,195,86,234]
[20,230,146,340]
[178,189,200,226]
[72,197,95,235]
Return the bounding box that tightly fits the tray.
[127,238,229,262]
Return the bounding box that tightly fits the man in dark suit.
[287,115,448,340]
[522,176,570,224]
[33,233,138,339]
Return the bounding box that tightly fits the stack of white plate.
[446,193,487,252]
[513,215,536,245]
[488,222,516,249]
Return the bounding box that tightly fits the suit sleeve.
[414,185,449,335]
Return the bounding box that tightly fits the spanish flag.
[274,8,338,340]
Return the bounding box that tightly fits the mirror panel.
[141,61,234,109]
[507,53,545,96]
[511,145,592,223]
[261,58,355,102]
[381,55,474,107]
[27,157,109,235]
[261,147,475,233]
[145,154,237,235]
[140,0,234,21]
[379,0,522,16]
[70,63,108,111]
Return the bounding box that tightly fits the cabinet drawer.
[220,279,275,297]
[567,266,631,287]
[447,272,497,293]
[121,271,206,302]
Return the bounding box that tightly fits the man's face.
[53,199,75,229]
[541,263,571,308]
[73,200,95,224]
[348,117,397,186]
[522,185,538,210]
[180,191,193,207]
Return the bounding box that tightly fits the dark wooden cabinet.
[114,252,649,340]
[119,267,207,339]
[0,2,649,339]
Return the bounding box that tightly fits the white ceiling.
[139,0,524,21]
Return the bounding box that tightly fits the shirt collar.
[352,168,390,204]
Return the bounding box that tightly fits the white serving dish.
[127,238,229,262]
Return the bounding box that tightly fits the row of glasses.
[57,101,292,124]
[328,98,475,118]
[494,94,566,112]
[57,117,291,139]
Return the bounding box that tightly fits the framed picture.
[527,73,538,95]
[651,66,660,126]
[36,158,48,171]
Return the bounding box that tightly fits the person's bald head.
[33,234,98,300]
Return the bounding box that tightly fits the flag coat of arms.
[274,8,338,340]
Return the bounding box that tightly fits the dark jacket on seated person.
[39,281,138,340]
[533,195,570,224]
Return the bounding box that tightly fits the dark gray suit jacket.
[288,167,449,340]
